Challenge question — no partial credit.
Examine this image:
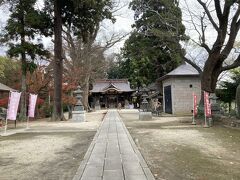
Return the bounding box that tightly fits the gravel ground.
[0,111,106,180]
[120,110,240,180]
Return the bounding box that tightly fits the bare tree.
[63,29,128,111]
[181,0,240,93]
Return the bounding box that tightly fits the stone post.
[72,86,85,122]
[139,86,152,120]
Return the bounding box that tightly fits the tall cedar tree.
[2,0,50,120]
[120,0,187,87]
[44,0,113,120]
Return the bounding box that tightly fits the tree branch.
[221,55,240,71]
[214,0,222,20]
[197,0,219,31]
[200,13,211,53]
[182,56,203,74]
[220,5,240,60]
[184,0,202,40]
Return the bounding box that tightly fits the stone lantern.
[72,86,85,122]
[141,87,149,112]
[139,86,152,120]
[209,93,221,123]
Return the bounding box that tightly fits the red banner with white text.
[204,91,211,118]
[193,93,197,116]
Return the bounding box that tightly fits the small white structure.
[157,63,201,115]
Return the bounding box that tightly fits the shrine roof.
[0,83,15,92]
[157,63,200,82]
[91,79,134,93]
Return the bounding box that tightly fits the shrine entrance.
[90,79,134,110]
[107,95,117,108]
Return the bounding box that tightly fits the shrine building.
[89,79,135,109]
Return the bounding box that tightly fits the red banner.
[204,91,211,118]
[193,93,197,116]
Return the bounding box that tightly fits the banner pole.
[4,118,8,134]
[192,93,196,125]
[26,116,29,129]
[204,113,208,127]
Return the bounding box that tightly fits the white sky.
[0,0,239,64]
[0,0,135,56]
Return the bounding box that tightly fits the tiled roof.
[91,79,134,93]
[158,63,200,82]
[167,63,199,75]
[0,83,15,91]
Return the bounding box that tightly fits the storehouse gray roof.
[157,63,200,82]
[0,83,15,91]
[91,79,134,93]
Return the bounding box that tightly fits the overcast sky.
[0,0,235,61]
[0,0,135,56]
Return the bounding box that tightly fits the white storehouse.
[157,63,201,115]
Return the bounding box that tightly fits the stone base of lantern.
[95,105,101,110]
[72,111,85,122]
[139,111,152,121]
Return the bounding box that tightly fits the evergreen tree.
[2,0,51,120]
[218,68,240,113]
[218,69,240,112]
[120,0,187,87]
[236,84,240,118]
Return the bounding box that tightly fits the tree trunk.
[67,105,73,119]
[67,90,74,119]
[52,0,64,121]
[201,56,222,93]
[236,84,240,119]
[19,7,27,121]
[19,55,27,121]
[197,90,205,117]
[83,74,90,111]
[228,102,232,113]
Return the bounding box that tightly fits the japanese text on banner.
[204,91,211,118]
[193,93,197,116]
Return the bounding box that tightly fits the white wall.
[163,77,201,115]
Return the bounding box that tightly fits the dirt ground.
[0,111,106,180]
[119,110,240,180]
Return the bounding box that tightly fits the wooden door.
[164,85,172,114]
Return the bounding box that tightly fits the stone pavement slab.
[73,110,155,180]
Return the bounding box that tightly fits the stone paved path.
[73,110,155,180]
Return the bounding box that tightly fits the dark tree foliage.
[118,0,187,87]
[107,54,126,79]
[44,0,113,42]
[236,84,240,118]
[217,69,240,112]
